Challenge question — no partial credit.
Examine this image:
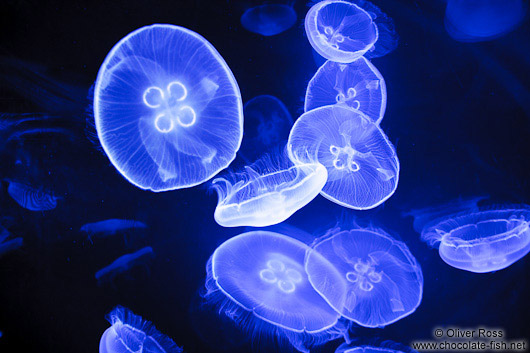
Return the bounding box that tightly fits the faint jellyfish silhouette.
[3,178,60,211]
[241,3,297,36]
[421,206,530,273]
[94,24,243,192]
[80,219,148,243]
[445,0,527,43]
[0,225,23,258]
[288,105,399,210]
[305,226,423,328]
[305,57,386,124]
[95,247,154,285]
[211,153,327,227]
[305,0,378,63]
[204,231,345,352]
[99,306,183,353]
[336,341,417,353]
[239,95,294,162]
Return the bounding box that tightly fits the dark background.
[0,0,529,352]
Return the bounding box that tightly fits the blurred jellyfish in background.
[3,178,61,211]
[211,152,327,227]
[80,219,148,243]
[336,339,418,353]
[241,3,297,36]
[0,224,23,258]
[445,0,527,43]
[203,231,345,352]
[305,57,386,124]
[421,206,530,273]
[95,247,154,285]
[239,95,294,162]
[305,0,378,63]
[288,105,399,210]
[100,306,182,353]
[94,24,243,192]
[305,226,423,328]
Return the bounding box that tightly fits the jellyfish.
[0,225,23,258]
[241,3,297,36]
[94,24,243,192]
[444,0,527,43]
[80,219,148,243]
[95,247,154,285]
[211,153,328,227]
[421,206,530,273]
[99,306,183,353]
[336,342,417,353]
[305,227,423,328]
[305,0,378,63]
[239,95,294,162]
[203,231,344,352]
[3,178,60,211]
[288,105,399,210]
[305,57,386,124]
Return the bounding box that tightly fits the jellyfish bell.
[288,105,399,210]
[421,206,530,273]
[241,3,297,36]
[336,342,417,353]
[305,58,387,124]
[94,24,243,192]
[305,226,423,328]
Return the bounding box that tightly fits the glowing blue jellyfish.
[95,247,154,285]
[80,219,148,242]
[99,306,182,353]
[305,58,386,124]
[0,225,23,258]
[421,206,530,273]
[288,105,399,210]
[3,178,60,211]
[305,0,378,63]
[94,24,243,192]
[212,154,328,227]
[305,227,423,328]
[336,342,417,353]
[241,4,297,36]
[239,95,294,162]
[204,231,344,352]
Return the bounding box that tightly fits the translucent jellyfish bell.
[94,24,243,192]
[288,105,399,210]
[305,227,424,328]
[305,58,387,124]
[336,342,417,353]
[305,0,378,63]
[241,4,297,36]
[422,206,530,273]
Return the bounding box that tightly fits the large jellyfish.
[421,206,530,273]
[241,4,297,36]
[99,306,182,353]
[288,105,399,210]
[305,58,386,124]
[94,24,243,192]
[204,231,344,352]
[211,153,328,227]
[305,227,423,328]
[305,0,378,63]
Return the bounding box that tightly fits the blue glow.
[445,0,526,43]
[94,24,243,192]
[305,57,387,124]
[336,343,416,353]
[100,306,182,353]
[204,231,344,352]
[0,225,23,258]
[305,227,423,328]
[421,206,530,273]
[95,247,154,285]
[3,178,60,211]
[80,219,148,242]
[239,95,293,162]
[240,4,297,36]
[305,0,378,63]
[288,105,399,210]
[212,153,328,227]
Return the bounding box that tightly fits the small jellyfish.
[212,153,328,227]
[3,178,60,211]
[336,342,417,353]
[94,24,243,192]
[0,225,23,258]
[100,306,183,353]
[95,247,154,285]
[241,3,297,36]
[288,105,399,210]
[305,227,423,328]
[80,219,148,242]
[305,0,378,63]
[421,206,530,273]
[204,231,344,352]
[239,95,294,162]
[305,57,387,124]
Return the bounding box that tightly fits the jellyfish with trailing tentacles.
[288,105,399,210]
[241,3,297,36]
[421,206,530,273]
[204,231,345,352]
[99,306,183,353]
[305,226,423,328]
[305,57,386,124]
[94,24,243,192]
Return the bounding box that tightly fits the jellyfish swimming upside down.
[94,24,243,192]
